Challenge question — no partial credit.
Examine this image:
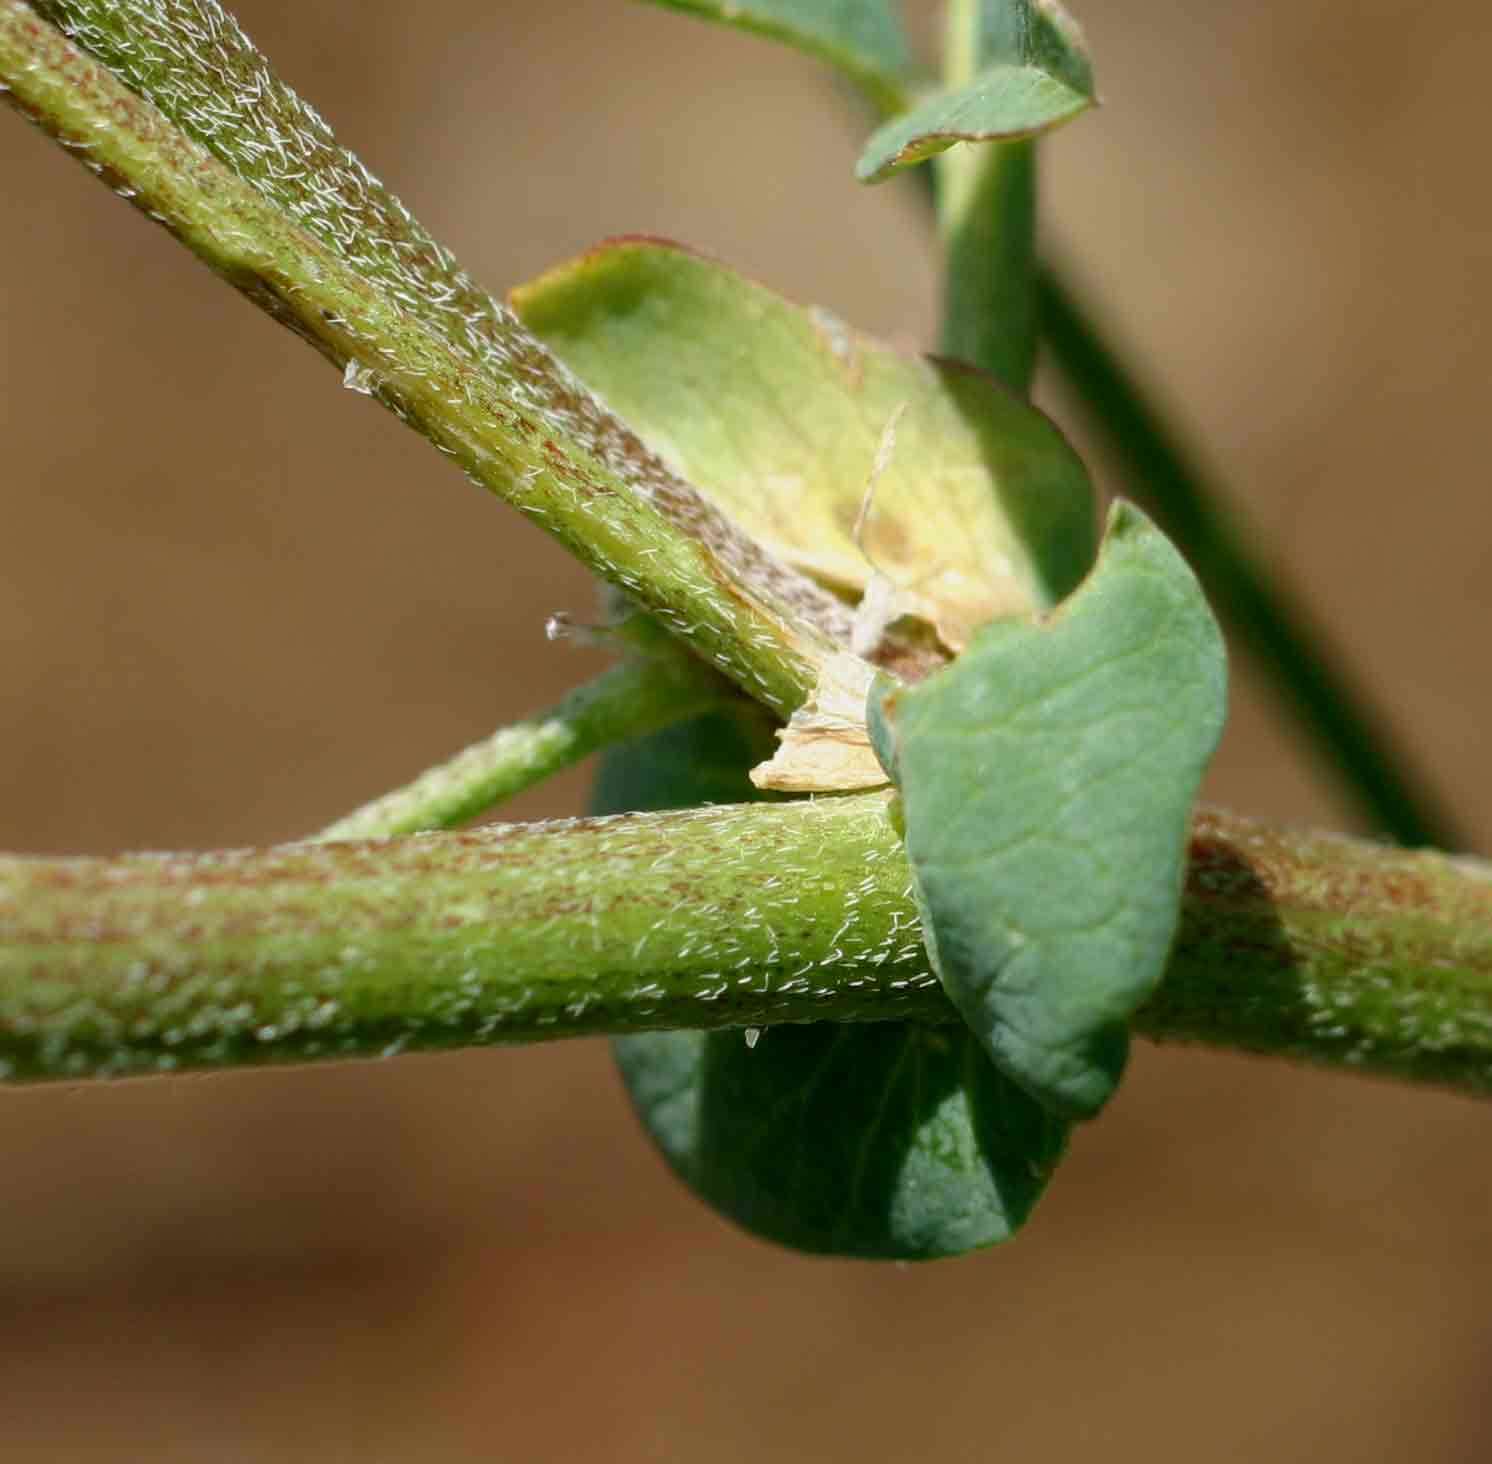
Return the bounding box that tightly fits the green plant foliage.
[615,1023,1068,1259]
[512,238,1095,657]
[872,502,1228,1119]
[517,233,1102,1255]
[638,0,1458,855]
[857,1,1094,183]
[628,0,1089,396]
[636,0,917,115]
[595,720,1069,1260]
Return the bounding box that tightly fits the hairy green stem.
[317,648,732,842]
[0,795,936,1079]
[1,1,841,718]
[2,801,1490,1096]
[1037,266,1459,851]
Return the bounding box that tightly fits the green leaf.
[634,0,918,115]
[857,1,1095,183]
[596,676,1068,1262]
[615,1023,1068,1260]
[512,238,1094,661]
[871,502,1228,1119]
[528,228,1093,1254]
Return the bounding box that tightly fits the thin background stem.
[907,24,1458,849]
[932,0,1037,392]
[317,642,732,842]
[1037,266,1461,851]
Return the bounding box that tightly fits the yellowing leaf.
[512,241,1091,647]
[511,239,1095,787]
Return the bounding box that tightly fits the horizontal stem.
[0,796,938,1078]
[2,801,1490,1096]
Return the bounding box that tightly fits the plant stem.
[937,140,1036,393]
[0,795,938,1080]
[629,0,1462,852]
[1037,266,1460,851]
[911,9,1455,850]
[933,0,1037,393]
[316,647,732,842]
[2,800,1490,1096]
[1,1,844,718]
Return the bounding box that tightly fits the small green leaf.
[857,1,1095,183]
[871,502,1227,1119]
[635,0,919,115]
[596,686,1068,1261]
[616,1024,1068,1260]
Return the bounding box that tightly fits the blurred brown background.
[2,0,1490,1458]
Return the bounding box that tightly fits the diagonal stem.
[911,10,1456,851]
[1,0,843,719]
[1037,266,1461,850]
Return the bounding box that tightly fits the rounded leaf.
[595,699,1068,1260]
[616,1023,1069,1259]
[872,502,1228,1119]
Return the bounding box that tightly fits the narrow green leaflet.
[318,639,737,841]
[635,0,918,116]
[871,503,1227,1120]
[597,720,1069,1260]
[857,1,1094,183]
[633,0,1096,394]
